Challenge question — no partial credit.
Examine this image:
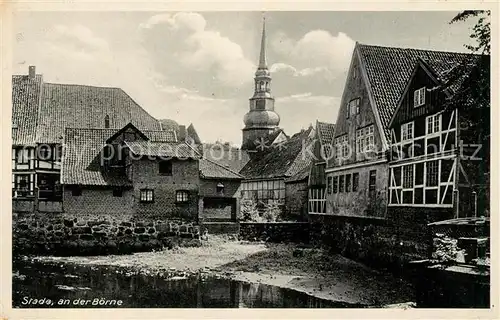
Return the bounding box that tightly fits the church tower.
[241,17,280,150]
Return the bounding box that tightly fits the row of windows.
[241,180,285,192]
[401,113,442,142]
[69,187,190,204]
[389,159,455,205]
[326,171,375,194]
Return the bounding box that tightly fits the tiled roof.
[36,83,161,143]
[143,130,177,143]
[317,121,335,146]
[201,143,251,173]
[199,158,243,180]
[12,75,43,146]
[284,165,310,183]
[357,43,473,142]
[187,124,202,144]
[239,127,314,180]
[61,128,132,186]
[125,141,201,159]
[241,128,287,150]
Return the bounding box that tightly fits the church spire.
[258,15,267,69]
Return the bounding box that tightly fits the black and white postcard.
[1,2,497,319]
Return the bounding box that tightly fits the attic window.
[414,87,425,107]
[216,182,225,193]
[348,98,360,117]
[104,115,110,128]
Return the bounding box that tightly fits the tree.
[443,11,491,213]
[443,11,490,143]
[450,10,490,55]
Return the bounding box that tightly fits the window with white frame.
[334,135,349,161]
[140,189,154,203]
[176,190,189,203]
[349,98,360,117]
[414,87,425,107]
[426,160,439,186]
[403,165,413,188]
[426,114,441,135]
[356,125,374,159]
[389,158,455,206]
[401,122,414,141]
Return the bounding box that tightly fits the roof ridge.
[43,82,121,90]
[202,157,244,178]
[357,42,480,56]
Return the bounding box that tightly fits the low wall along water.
[239,222,310,243]
[13,213,201,256]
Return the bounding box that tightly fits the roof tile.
[357,44,474,142]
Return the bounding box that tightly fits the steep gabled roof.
[199,158,243,180]
[239,127,314,180]
[36,83,162,143]
[12,74,43,146]
[316,121,335,146]
[356,43,473,145]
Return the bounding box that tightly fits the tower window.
[104,115,110,128]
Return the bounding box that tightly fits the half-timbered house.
[388,55,489,219]
[308,121,335,214]
[311,43,488,265]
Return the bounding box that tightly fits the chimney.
[28,66,36,79]
[178,125,186,142]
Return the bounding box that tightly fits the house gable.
[106,122,149,144]
[389,60,445,131]
[329,46,386,168]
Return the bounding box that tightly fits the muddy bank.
[22,237,415,306]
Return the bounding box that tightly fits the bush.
[432,233,463,263]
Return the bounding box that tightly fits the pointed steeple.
[258,15,267,69]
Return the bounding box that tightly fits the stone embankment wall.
[239,222,310,243]
[13,212,201,256]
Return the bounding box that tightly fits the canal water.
[13,259,366,308]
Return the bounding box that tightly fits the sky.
[12,11,477,145]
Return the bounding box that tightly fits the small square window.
[71,185,82,197]
[159,160,172,175]
[176,190,189,203]
[113,188,123,197]
[140,189,154,202]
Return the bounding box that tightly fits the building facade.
[310,43,489,265]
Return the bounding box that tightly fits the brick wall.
[325,162,388,218]
[131,157,199,220]
[199,179,241,198]
[284,180,308,220]
[63,187,134,217]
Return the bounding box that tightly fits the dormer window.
[104,115,110,128]
[216,182,225,194]
[414,87,425,107]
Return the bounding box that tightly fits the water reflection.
[13,260,364,308]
